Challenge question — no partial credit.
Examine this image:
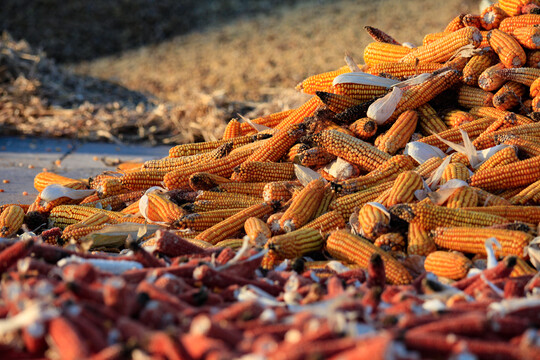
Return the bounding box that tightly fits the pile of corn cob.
[2,0,540,358]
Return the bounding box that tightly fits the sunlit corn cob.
[174,208,243,231]
[531,76,540,96]
[311,182,334,219]
[168,133,262,157]
[472,187,510,206]
[439,162,470,185]
[512,26,540,50]
[326,229,412,285]
[493,81,527,110]
[499,134,540,156]
[33,172,86,192]
[121,170,167,191]
[457,85,494,108]
[445,186,478,208]
[363,42,412,66]
[315,91,363,114]
[461,205,540,223]
[478,62,507,92]
[463,13,482,28]
[418,117,493,152]
[185,196,261,212]
[423,32,447,45]
[400,27,482,64]
[81,190,144,211]
[510,257,537,277]
[0,204,30,215]
[331,83,388,102]
[480,5,508,30]
[441,109,477,127]
[30,180,90,214]
[300,210,346,234]
[469,106,533,125]
[92,177,126,198]
[330,181,393,220]
[385,171,424,207]
[432,227,532,258]
[499,13,540,32]
[287,143,309,163]
[49,205,126,229]
[390,201,508,230]
[245,123,306,162]
[373,232,405,252]
[274,96,323,130]
[416,103,448,135]
[279,178,326,232]
[424,251,472,280]
[61,212,113,242]
[488,29,527,68]
[120,201,140,215]
[296,66,351,94]
[239,109,295,135]
[312,130,391,172]
[231,161,295,182]
[307,115,357,137]
[195,202,274,245]
[444,13,466,32]
[196,190,261,203]
[372,187,392,207]
[214,182,267,197]
[261,249,284,270]
[414,157,444,179]
[477,146,519,172]
[348,117,378,140]
[495,67,540,88]
[262,181,300,203]
[498,186,528,200]
[407,222,437,256]
[375,110,418,155]
[533,93,540,110]
[244,217,272,247]
[297,147,336,168]
[188,172,232,191]
[0,205,24,237]
[222,119,242,140]
[509,178,540,204]
[357,203,390,240]
[142,192,186,224]
[469,155,540,191]
[266,227,324,259]
[462,51,498,85]
[365,62,444,78]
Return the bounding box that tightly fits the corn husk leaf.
[40,184,95,202]
[344,53,362,72]
[294,164,323,187]
[526,237,540,269]
[238,114,272,132]
[138,186,168,225]
[367,86,403,124]
[485,237,502,269]
[82,222,162,249]
[332,72,398,88]
[404,141,446,164]
[426,154,453,189]
[323,157,354,181]
[392,73,432,88]
[427,179,468,205]
[365,202,390,219]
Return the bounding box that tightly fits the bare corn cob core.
[326,230,412,285]
[432,227,532,258]
[480,5,508,30]
[424,251,472,280]
[0,205,24,237]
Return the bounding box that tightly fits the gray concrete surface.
[0,136,171,205]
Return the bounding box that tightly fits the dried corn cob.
[244,217,272,247]
[363,42,412,66]
[364,25,401,45]
[331,83,388,102]
[214,182,268,197]
[416,104,448,135]
[468,155,540,190]
[480,5,508,30]
[444,14,466,32]
[49,205,126,229]
[142,192,186,224]
[496,67,540,87]
[478,62,507,92]
[445,186,478,208]
[185,197,261,213]
[188,172,232,191]
[510,257,537,277]
[375,110,418,154]
[513,26,540,49]
[222,119,241,140]
[461,205,540,223]
[279,178,326,232]
[440,162,470,184]
[121,170,167,191]
[407,222,437,256]
[432,227,532,258]
[424,251,472,280]
[267,227,324,259]
[81,190,144,211]
[477,146,519,171]
[457,85,494,108]
[365,62,444,78]
[298,147,337,168]
[441,109,477,127]
[499,134,540,156]
[296,66,350,94]
[493,81,527,110]
[262,181,300,203]
[414,156,444,179]
[509,178,540,204]
[527,49,540,67]
[300,210,346,234]
[274,96,323,130]
[239,109,295,135]
[231,161,295,182]
[326,230,412,285]
[418,117,493,152]
[245,123,306,162]
[499,13,540,32]
[196,190,261,203]
[315,91,363,114]
[61,213,113,242]
[329,181,393,220]
[462,51,498,86]
[531,76,540,96]
[0,205,24,237]
[34,172,86,192]
[463,14,482,29]
[469,107,533,125]
[472,187,511,206]
[174,208,244,231]
[423,32,447,45]
[373,232,405,252]
[287,143,309,163]
[488,29,527,68]
[357,203,390,240]
[168,133,263,157]
[386,171,424,207]
[348,117,378,140]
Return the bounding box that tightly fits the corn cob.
[413,156,444,179]
[480,5,508,30]
[92,177,126,198]
[348,117,378,140]
[445,186,478,208]
[120,200,140,215]
[363,42,412,66]
[477,146,519,172]
[121,170,167,191]
[264,227,323,259]
[244,217,272,247]
[61,212,113,242]
[364,25,401,45]
[300,210,346,234]
[311,129,391,172]
[142,192,186,224]
[390,201,508,230]
[444,13,466,32]
[239,109,295,135]
[512,26,540,50]
[495,67,540,88]
[331,83,388,102]
[279,178,326,232]
[499,134,540,156]
[498,186,527,200]
[478,62,507,92]
[329,181,393,220]
[222,119,242,140]
[416,103,448,135]
[185,196,261,212]
[373,232,405,252]
[493,81,527,110]
[468,107,533,125]
[462,51,499,86]
[274,96,323,130]
[375,110,418,155]
[168,133,264,157]
[472,187,510,206]
[0,204,30,215]
[400,27,482,64]
[424,251,472,280]
[49,205,126,229]
[432,227,532,258]
[441,109,477,127]
[0,205,24,237]
[297,147,336,168]
[174,208,243,231]
[81,190,144,211]
[407,222,437,256]
[488,29,527,68]
[33,172,86,192]
[365,62,444,78]
[296,66,350,94]
[418,117,493,152]
[262,181,300,203]
[533,93,540,110]
[469,155,540,190]
[231,161,295,182]
[499,13,540,32]
[509,178,540,204]
[463,14,482,28]
[422,32,447,45]
[440,162,470,185]
[356,203,390,240]
[195,202,274,245]
[326,230,412,285]
[245,123,306,163]
[461,205,540,223]
[261,249,284,270]
[510,257,537,277]
[457,85,494,108]
[385,171,424,207]
[214,182,268,197]
[315,91,363,114]
[287,143,309,163]
[307,116,357,137]
[188,172,232,191]
[531,76,540,97]
[212,239,243,250]
[196,190,261,203]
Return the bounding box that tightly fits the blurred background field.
[1,0,478,145]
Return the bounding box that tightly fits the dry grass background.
[1,0,480,144]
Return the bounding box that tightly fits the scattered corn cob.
[363,42,412,66]
[279,178,326,232]
[61,213,113,242]
[461,205,540,223]
[478,62,507,92]
[499,13,540,32]
[300,210,346,234]
[49,205,126,229]
[213,182,268,197]
[348,117,378,140]
[416,103,448,135]
[469,155,540,191]
[231,161,295,182]
[244,217,272,247]
[174,208,244,231]
[298,147,337,168]
[375,110,418,154]
[440,162,470,184]
[222,119,242,140]
[407,222,437,256]
[239,109,295,135]
[373,232,405,252]
[480,5,508,30]
[365,62,444,78]
[424,251,472,280]
[0,205,24,237]
[509,178,540,204]
[356,203,390,241]
[418,117,493,152]
[188,172,232,191]
[34,172,86,192]
[488,29,527,68]
[267,228,324,259]
[441,109,477,127]
[493,81,527,110]
[386,171,424,207]
[457,85,494,108]
[296,66,350,94]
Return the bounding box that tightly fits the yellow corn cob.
[414,157,444,179]
[499,13,540,31]
[266,227,324,259]
[510,257,537,277]
[365,62,444,78]
[188,172,232,191]
[245,123,306,163]
[357,203,390,240]
[457,85,495,108]
[287,143,309,163]
[296,66,351,94]
[231,161,295,182]
[49,205,126,229]
[262,181,300,203]
[311,129,391,172]
[509,178,540,204]
[120,201,140,215]
[279,178,326,232]
[462,51,499,86]
[499,134,540,156]
[440,162,470,185]
[121,170,167,191]
[168,133,262,157]
[375,110,418,155]
[81,190,144,211]
[513,26,540,50]
[463,13,482,28]
[407,222,437,256]
[372,187,392,207]
[418,117,493,152]
[300,210,346,234]
[498,186,527,200]
[307,116,357,137]
[331,83,388,102]
[92,178,126,198]
[480,5,508,30]
[274,96,323,130]
[195,202,275,245]
[222,119,242,140]
[477,146,519,172]
[33,172,86,192]
[0,204,30,215]
[472,187,510,206]
[533,93,540,110]
[445,186,478,208]
[423,32,447,45]
[450,152,471,167]
[329,181,394,220]
[416,103,448,135]
[444,14,466,32]
[424,251,472,280]
[386,171,424,207]
[531,76,540,96]
[0,205,24,237]
[363,42,412,66]
[469,107,533,125]
[196,190,261,203]
[488,29,527,68]
[493,81,527,110]
[390,201,508,230]
[469,155,540,191]
[61,213,113,241]
[315,91,363,114]
[326,229,413,285]
[214,182,268,197]
[496,67,540,87]
[174,208,244,231]
[311,182,335,219]
[441,109,477,128]
[478,62,507,92]
[244,217,272,247]
[373,232,406,252]
[461,205,540,223]
[185,197,261,213]
[266,211,285,235]
[432,227,532,257]
[143,192,186,223]
[214,239,245,250]
[348,117,378,140]
[239,109,295,135]
[298,147,337,168]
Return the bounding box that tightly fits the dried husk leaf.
[367,86,403,124]
[40,184,95,202]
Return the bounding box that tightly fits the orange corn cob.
[499,13,540,32]
[214,239,245,250]
[279,178,326,232]
[533,93,540,110]
[231,161,295,182]
[315,91,363,114]
[121,170,167,191]
[407,222,437,256]
[296,66,351,94]
[120,201,140,215]
[244,217,272,247]
[287,143,310,163]
[61,212,113,242]
[214,182,268,197]
[266,211,285,235]
[326,229,413,285]
[424,251,472,280]
[298,147,337,167]
[0,204,30,215]
[375,110,418,154]
[261,249,284,270]
[144,192,187,223]
[300,210,346,234]
[312,182,335,218]
[509,178,540,204]
[445,186,478,208]
[513,26,540,49]
[81,190,144,211]
[222,119,242,140]
[267,228,324,259]
[441,109,477,127]
[372,187,392,207]
[33,172,86,192]
[477,145,519,171]
[416,103,448,135]
[423,32,447,45]
[373,232,406,252]
[331,83,388,102]
[311,130,391,172]
[357,203,390,240]
[262,181,300,203]
[468,107,533,125]
[363,42,412,66]
[185,197,261,213]
[168,133,263,157]
[307,116,357,137]
[414,157,444,179]
[432,227,532,258]
[365,62,444,78]
[0,205,24,237]
[499,134,540,156]
[400,27,482,64]
[472,187,511,206]
[480,5,508,30]
[329,181,394,220]
[348,117,378,140]
[92,178,126,198]
[462,51,499,85]
[478,62,507,91]
[174,208,244,231]
[488,29,527,68]
[493,81,527,110]
[461,205,540,223]
[389,201,508,230]
[496,67,540,86]
[49,205,126,229]
[196,190,261,203]
[188,172,232,191]
[239,109,295,135]
[274,96,323,130]
[440,162,470,184]
[531,76,540,96]
[386,171,424,207]
[469,155,540,190]
[195,202,275,245]
[463,14,482,29]
[457,85,494,108]
[418,117,493,152]
[245,123,306,162]
[510,257,537,277]
[444,14,466,32]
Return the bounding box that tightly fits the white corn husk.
[404,141,446,164]
[332,72,398,88]
[294,164,323,187]
[40,184,95,202]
